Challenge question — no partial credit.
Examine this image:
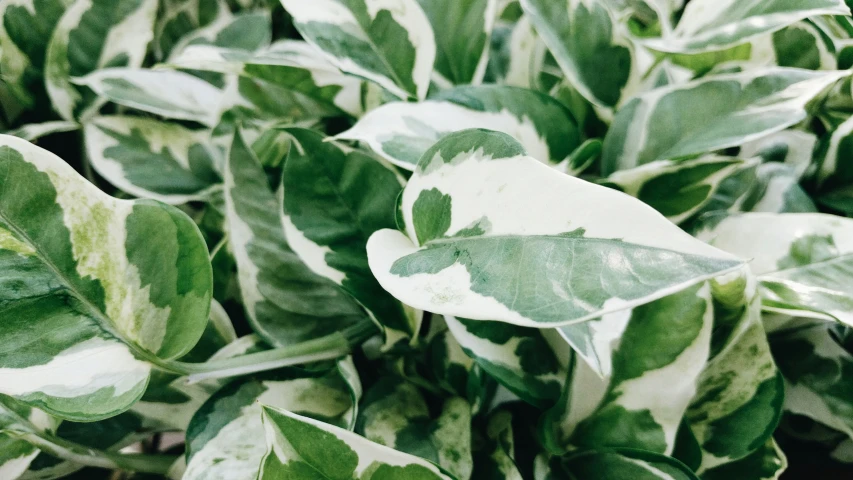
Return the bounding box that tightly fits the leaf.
[547,284,714,456]
[152,0,227,60]
[0,0,72,114]
[599,156,749,224]
[356,377,473,479]
[601,68,847,175]
[520,0,638,108]
[279,0,437,101]
[645,0,850,53]
[445,316,567,407]
[0,434,39,480]
[44,0,158,121]
[697,213,853,325]
[74,69,225,126]
[486,14,545,90]
[557,448,699,480]
[6,121,79,142]
[168,9,271,54]
[367,129,742,328]
[739,163,817,214]
[280,128,415,346]
[0,403,57,480]
[417,0,496,85]
[223,131,368,346]
[165,40,365,116]
[685,270,783,472]
[0,134,212,420]
[83,115,221,204]
[701,439,787,480]
[184,361,360,480]
[771,324,853,446]
[337,84,581,170]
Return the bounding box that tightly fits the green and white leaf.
[488,15,545,90]
[0,434,39,480]
[685,270,783,472]
[698,213,853,325]
[44,0,158,121]
[520,0,641,109]
[6,121,78,142]
[417,0,496,85]
[645,0,849,53]
[337,85,581,170]
[599,156,749,224]
[367,129,742,328]
[701,439,787,480]
[74,69,225,126]
[771,324,853,443]
[0,404,58,480]
[739,163,818,214]
[0,134,212,420]
[223,131,369,346]
[152,0,228,60]
[445,316,567,407]
[168,9,271,55]
[357,377,472,479]
[739,129,817,179]
[280,128,415,347]
[602,68,847,174]
[259,405,456,480]
[557,448,700,480]
[184,360,360,480]
[279,0,436,101]
[550,284,714,456]
[84,115,221,204]
[165,40,365,116]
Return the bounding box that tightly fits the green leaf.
[645,0,849,53]
[152,0,227,60]
[44,0,158,121]
[168,9,271,54]
[558,448,700,480]
[83,115,221,204]
[367,129,742,328]
[223,131,369,346]
[337,85,581,171]
[417,0,496,85]
[279,0,436,100]
[185,360,360,480]
[165,40,365,116]
[280,128,415,346]
[701,439,787,480]
[602,68,847,175]
[520,0,638,108]
[599,156,749,224]
[259,405,456,479]
[357,377,473,479]
[698,213,853,326]
[547,284,714,456]
[0,134,212,420]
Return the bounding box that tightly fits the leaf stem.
[160,321,378,381]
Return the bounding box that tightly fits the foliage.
[1,0,853,478]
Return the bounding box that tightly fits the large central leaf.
[0,134,212,421]
[367,129,743,327]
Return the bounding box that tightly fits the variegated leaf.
[279,0,436,101]
[184,360,360,480]
[428,326,494,413]
[599,156,749,224]
[167,9,271,56]
[487,15,545,90]
[223,131,369,346]
[0,434,39,480]
[259,405,456,480]
[601,68,847,175]
[645,0,849,53]
[83,115,221,204]
[0,403,58,480]
[771,323,853,445]
[44,0,157,121]
[152,0,228,60]
[0,134,212,420]
[816,113,853,210]
[280,128,415,347]
[701,439,787,480]
[74,69,225,126]
[367,129,742,328]
[739,130,817,179]
[165,40,365,116]
[740,163,817,214]
[337,85,580,170]
[546,284,713,456]
[520,0,640,109]
[474,407,526,480]
[417,0,496,85]
[698,213,853,326]
[445,316,567,407]
[0,0,72,116]
[6,121,78,142]
[555,448,700,479]
[686,270,783,472]
[357,377,472,479]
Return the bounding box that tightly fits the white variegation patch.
[6,121,79,141]
[557,309,631,378]
[279,211,346,284]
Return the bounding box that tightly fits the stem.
[161,321,378,382]
[11,430,177,475]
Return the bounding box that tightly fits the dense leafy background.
[1,0,853,479]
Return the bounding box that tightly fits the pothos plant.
[1,0,853,479]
